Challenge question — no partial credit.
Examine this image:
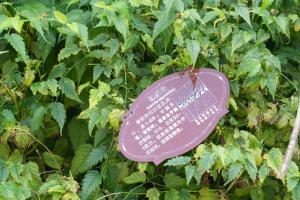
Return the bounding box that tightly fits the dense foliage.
[1,0,300,199]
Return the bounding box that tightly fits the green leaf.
[93,65,112,81]
[123,172,146,184]
[220,23,232,41]
[258,163,270,184]
[0,183,31,200]
[4,33,28,60]
[30,106,46,132]
[244,154,257,182]
[163,173,186,189]
[53,11,68,24]
[89,81,110,107]
[48,102,66,134]
[264,148,283,176]
[81,170,102,200]
[197,149,217,174]
[165,189,179,200]
[67,22,89,48]
[186,39,200,67]
[238,48,261,77]
[184,165,195,185]
[225,163,243,185]
[84,145,107,169]
[48,63,66,79]
[42,152,64,170]
[286,161,300,191]
[231,31,246,55]
[15,131,31,149]
[71,144,93,176]
[292,184,300,200]
[59,78,82,103]
[265,71,278,98]
[234,4,252,28]
[113,16,129,40]
[0,16,24,34]
[58,42,81,61]
[276,15,290,38]
[146,188,160,200]
[108,109,124,130]
[164,156,191,166]
[153,11,175,39]
[67,118,89,151]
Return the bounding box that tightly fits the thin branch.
[278,92,300,179]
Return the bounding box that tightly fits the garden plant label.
[119,68,230,164]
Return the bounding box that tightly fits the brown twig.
[278,93,300,179]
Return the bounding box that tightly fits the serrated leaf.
[59,78,82,103]
[53,11,68,24]
[184,165,195,185]
[164,156,191,166]
[287,161,300,191]
[4,33,28,60]
[81,170,102,200]
[146,188,160,200]
[165,189,179,200]
[67,22,89,48]
[258,163,270,184]
[264,148,283,176]
[93,65,112,81]
[71,144,93,176]
[276,15,290,38]
[67,118,89,150]
[58,43,80,61]
[123,172,146,184]
[220,23,232,41]
[225,163,243,185]
[30,106,46,132]
[42,152,64,170]
[163,173,186,189]
[238,48,261,77]
[0,16,24,34]
[48,102,66,134]
[186,39,200,67]
[231,31,244,55]
[153,11,175,39]
[108,109,124,130]
[265,71,278,98]
[234,4,252,28]
[256,29,270,44]
[84,145,107,169]
[245,154,258,182]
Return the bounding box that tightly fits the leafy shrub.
[0,0,300,199]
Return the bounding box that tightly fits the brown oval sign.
[119,68,230,165]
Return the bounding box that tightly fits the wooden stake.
[278,95,300,179]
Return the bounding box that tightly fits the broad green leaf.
[238,48,261,77]
[59,78,82,103]
[71,144,93,176]
[0,16,23,33]
[30,106,46,132]
[67,118,89,150]
[165,189,179,200]
[67,22,89,48]
[164,156,191,166]
[4,33,28,60]
[286,161,300,191]
[42,152,64,170]
[113,16,129,40]
[186,39,200,67]
[225,163,243,185]
[146,188,160,200]
[163,173,186,189]
[123,172,146,184]
[0,183,31,200]
[231,31,244,55]
[292,184,300,200]
[264,148,283,176]
[93,65,112,81]
[81,170,102,200]
[220,23,232,41]
[48,63,66,79]
[234,4,252,28]
[245,154,258,182]
[256,29,270,44]
[0,160,9,182]
[58,43,81,61]
[108,109,124,130]
[153,11,175,39]
[276,15,290,38]
[265,71,278,98]
[258,163,270,184]
[84,145,107,169]
[53,11,68,24]
[89,81,110,107]
[48,102,66,134]
[15,131,31,149]
[184,165,195,185]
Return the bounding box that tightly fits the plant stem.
[278,92,300,178]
